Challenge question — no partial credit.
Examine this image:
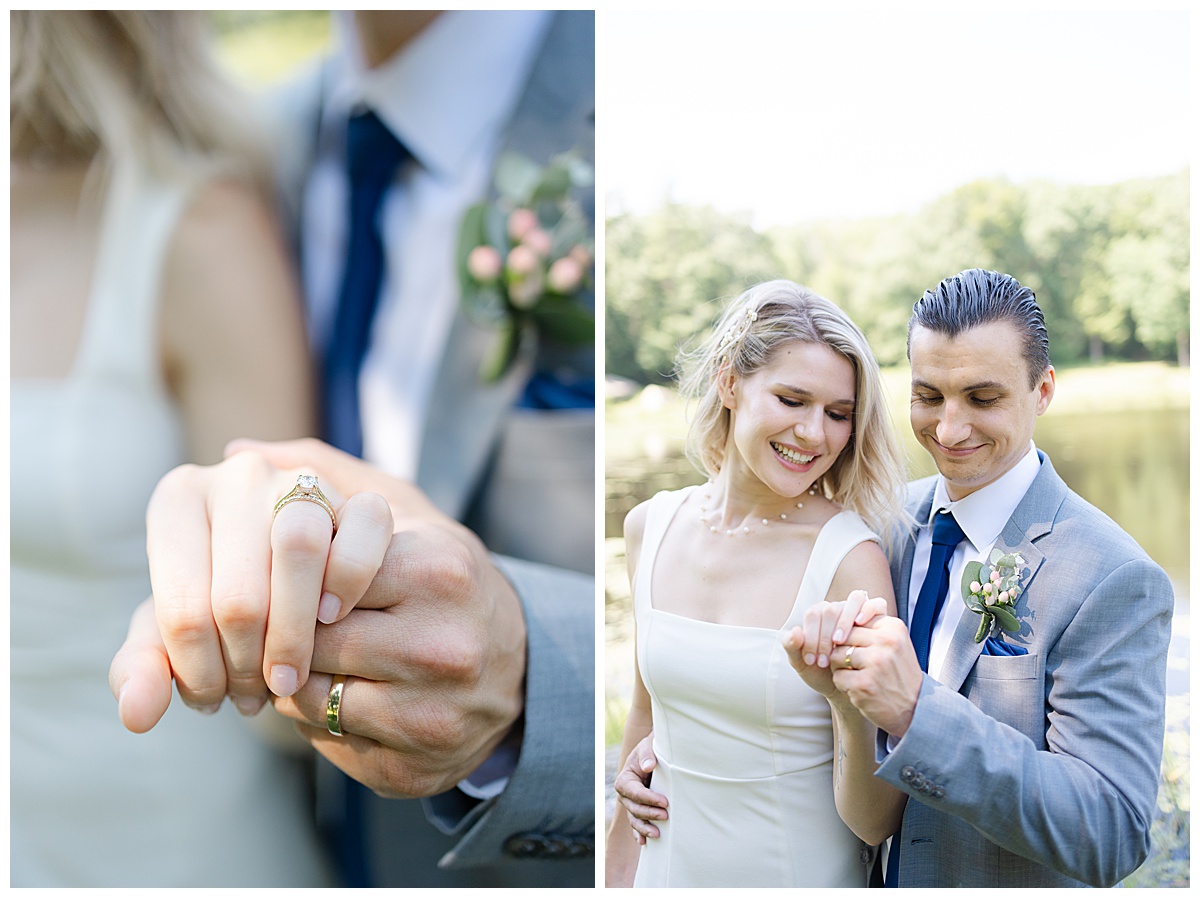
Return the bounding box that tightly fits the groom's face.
[909,319,1054,501]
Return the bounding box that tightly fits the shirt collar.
[928,442,1042,552]
[325,10,551,179]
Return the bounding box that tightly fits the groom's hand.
[614,733,668,843]
[829,615,924,738]
[268,519,526,797]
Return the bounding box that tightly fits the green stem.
[974,613,991,643]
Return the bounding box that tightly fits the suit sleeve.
[422,554,594,866]
[876,556,1173,886]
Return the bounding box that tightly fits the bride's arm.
[823,542,906,845]
[784,542,905,845]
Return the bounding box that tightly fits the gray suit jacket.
[269,11,595,886]
[879,452,1173,887]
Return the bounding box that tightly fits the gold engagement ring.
[273,474,337,533]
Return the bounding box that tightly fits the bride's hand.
[109,441,392,729]
[782,590,888,698]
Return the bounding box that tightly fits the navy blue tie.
[908,510,966,673]
[322,109,410,456]
[885,510,964,887]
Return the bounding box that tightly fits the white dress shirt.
[302,10,551,479]
[906,443,1042,681]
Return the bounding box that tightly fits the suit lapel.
[892,481,933,622]
[937,452,1062,690]
[417,12,594,518]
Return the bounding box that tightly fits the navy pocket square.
[982,636,1028,656]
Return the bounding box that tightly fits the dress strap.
[74,160,201,386]
[784,510,881,628]
[631,486,696,615]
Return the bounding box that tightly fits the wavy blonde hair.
[677,279,909,544]
[11,11,270,184]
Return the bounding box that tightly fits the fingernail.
[317,592,342,624]
[270,664,298,697]
[818,653,829,668]
[195,702,222,715]
[641,758,653,772]
[804,653,816,666]
[116,682,127,707]
[833,628,845,643]
[233,696,266,716]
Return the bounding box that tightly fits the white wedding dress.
[10,162,333,886]
[632,486,873,887]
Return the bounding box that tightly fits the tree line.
[606,169,1189,386]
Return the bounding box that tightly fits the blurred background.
[211,10,329,88]
[600,9,1189,887]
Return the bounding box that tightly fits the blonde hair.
[677,279,908,543]
[11,11,270,184]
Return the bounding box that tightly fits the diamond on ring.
[273,474,337,533]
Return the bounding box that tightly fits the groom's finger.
[109,597,174,733]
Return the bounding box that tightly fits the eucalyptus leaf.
[530,164,572,204]
[961,561,985,598]
[529,299,595,344]
[493,153,543,202]
[990,605,1021,632]
[456,202,489,294]
[996,553,1021,568]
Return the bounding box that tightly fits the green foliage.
[606,204,783,384]
[607,170,1190,385]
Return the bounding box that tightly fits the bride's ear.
[717,365,737,410]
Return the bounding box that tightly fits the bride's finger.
[829,589,870,647]
[263,473,340,697]
[146,463,227,710]
[801,601,841,668]
[316,492,394,625]
[109,597,174,733]
[208,452,280,711]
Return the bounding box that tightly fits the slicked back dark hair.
[907,268,1051,388]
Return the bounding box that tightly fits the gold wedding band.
[274,474,337,533]
[844,646,856,670]
[327,674,347,737]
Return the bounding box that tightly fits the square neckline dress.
[631,485,877,887]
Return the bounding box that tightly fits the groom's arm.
[422,555,594,866]
[875,554,1172,886]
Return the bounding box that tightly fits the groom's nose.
[935,400,972,446]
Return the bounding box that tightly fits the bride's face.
[720,339,856,498]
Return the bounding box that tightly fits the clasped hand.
[108,438,526,798]
[781,589,923,738]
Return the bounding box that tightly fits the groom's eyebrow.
[911,377,1007,394]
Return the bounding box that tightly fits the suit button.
[932,786,946,800]
[900,766,917,783]
[568,839,594,858]
[504,834,549,858]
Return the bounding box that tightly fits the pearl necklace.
[698,484,819,536]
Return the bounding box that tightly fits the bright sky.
[600,9,1191,228]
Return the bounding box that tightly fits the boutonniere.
[457,150,595,382]
[961,549,1026,643]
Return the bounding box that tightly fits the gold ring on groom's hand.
[843,646,857,670]
[327,675,347,737]
[273,474,337,533]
